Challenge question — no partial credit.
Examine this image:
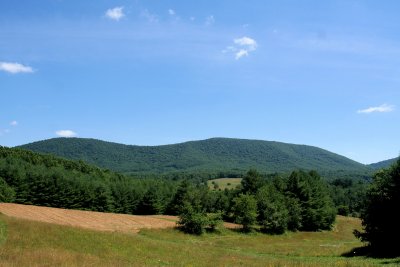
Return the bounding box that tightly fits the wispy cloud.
[10,121,18,126]
[0,128,10,136]
[234,37,257,50]
[357,104,395,114]
[235,49,248,60]
[205,15,215,26]
[0,62,34,74]
[56,130,77,138]
[168,9,175,16]
[140,9,159,23]
[223,36,258,60]
[105,6,125,21]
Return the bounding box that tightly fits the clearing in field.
[207,177,242,190]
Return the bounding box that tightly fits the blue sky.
[1,0,399,164]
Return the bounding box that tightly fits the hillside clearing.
[208,178,242,190]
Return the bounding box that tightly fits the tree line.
[175,169,337,234]
[0,146,368,235]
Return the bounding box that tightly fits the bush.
[256,184,288,234]
[337,205,350,216]
[177,203,208,235]
[207,212,223,232]
[232,194,258,232]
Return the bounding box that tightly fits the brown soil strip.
[0,203,176,233]
[0,203,239,233]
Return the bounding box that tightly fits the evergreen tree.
[241,169,264,194]
[0,177,15,202]
[137,189,164,215]
[286,170,336,231]
[355,159,400,256]
[167,180,193,215]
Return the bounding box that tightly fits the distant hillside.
[18,137,372,178]
[369,157,399,170]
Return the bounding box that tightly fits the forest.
[19,137,373,180]
[0,146,367,230]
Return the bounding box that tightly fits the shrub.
[177,203,208,235]
[232,194,258,232]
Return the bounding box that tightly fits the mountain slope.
[18,137,371,177]
[369,157,399,170]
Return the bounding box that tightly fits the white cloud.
[10,121,18,126]
[224,36,258,60]
[105,6,124,21]
[140,9,159,23]
[234,37,258,51]
[235,49,249,60]
[0,128,10,136]
[168,9,175,16]
[357,104,395,114]
[56,130,77,138]
[205,15,215,26]
[0,62,34,74]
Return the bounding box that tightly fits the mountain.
[18,137,372,178]
[369,157,399,170]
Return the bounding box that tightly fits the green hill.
[369,157,399,170]
[18,137,372,178]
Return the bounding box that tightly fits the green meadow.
[0,215,399,266]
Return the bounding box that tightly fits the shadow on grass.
[342,245,400,260]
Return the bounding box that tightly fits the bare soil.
[0,203,239,233]
[0,203,176,233]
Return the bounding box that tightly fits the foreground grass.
[0,215,399,266]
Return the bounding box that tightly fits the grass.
[208,178,242,190]
[0,215,399,266]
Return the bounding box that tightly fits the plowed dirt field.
[0,203,238,233]
[0,203,176,233]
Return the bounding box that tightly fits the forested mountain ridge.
[368,157,399,170]
[18,137,372,178]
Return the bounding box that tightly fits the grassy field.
[208,178,243,190]
[0,214,399,266]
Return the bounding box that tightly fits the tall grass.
[0,215,398,266]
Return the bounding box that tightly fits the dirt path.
[0,203,176,233]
